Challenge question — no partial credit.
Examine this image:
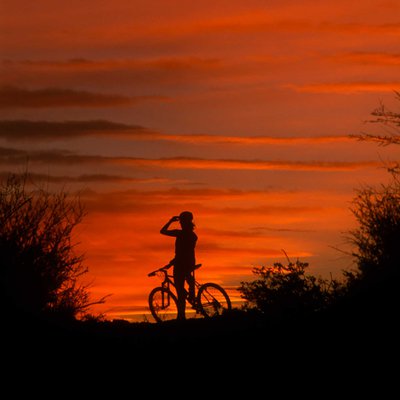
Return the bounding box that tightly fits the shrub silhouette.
[238,256,342,319]
[350,181,400,276]
[0,173,102,320]
[343,176,400,313]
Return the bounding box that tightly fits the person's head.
[179,211,195,231]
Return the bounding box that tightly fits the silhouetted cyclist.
[160,211,198,320]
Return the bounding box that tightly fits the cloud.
[286,82,400,94]
[3,2,400,82]
[1,58,226,88]
[2,57,222,74]
[201,227,314,240]
[116,157,381,172]
[0,147,77,165]
[1,56,296,94]
[311,22,400,36]
[153,133,353,145]
[0,86,169,109]
[0,147,107,166]
[333,52,400,66]
[0,171,170,185]
[0,120,150,141]
[0,146,382,171]
[0,119,354,145]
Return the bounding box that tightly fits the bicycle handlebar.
[147,263,172,277]
[147,263,202,277]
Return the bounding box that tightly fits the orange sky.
[1,0,399,321]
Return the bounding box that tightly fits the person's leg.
[186,272,195,304]
[173,269,186,320]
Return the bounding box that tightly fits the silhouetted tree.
[238,256,341,319]
[0,173,103,320]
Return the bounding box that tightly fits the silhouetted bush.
[344,177,400,311]
[238,257,342,319]
[345,93,400,310]
[0,173,103,320]
[350,180,400,275]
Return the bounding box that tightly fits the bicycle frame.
[149,264,201,307]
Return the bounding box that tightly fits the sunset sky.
[1,0,399,321]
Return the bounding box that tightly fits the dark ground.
[3,304,398,393]
[5,302,397,358]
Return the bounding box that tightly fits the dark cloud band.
[0,119,148,141]
[0,145,383,171]
[0,86,169,109]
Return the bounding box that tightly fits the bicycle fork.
[161,280,171,309]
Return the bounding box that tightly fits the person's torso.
[174,230,197,265]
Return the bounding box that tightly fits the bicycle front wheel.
[148,287,179,322]
[196,283,232,318]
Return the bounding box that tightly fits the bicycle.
[148,262,232,322]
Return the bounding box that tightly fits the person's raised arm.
[160,216,180,236]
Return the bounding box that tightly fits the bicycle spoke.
[197,283,231,318]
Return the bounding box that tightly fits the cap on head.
[179,211,193,222]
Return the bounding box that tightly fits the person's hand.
[170,216,180,222]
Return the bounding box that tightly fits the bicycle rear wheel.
[148,287,179,322]
[196,283,232,318]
